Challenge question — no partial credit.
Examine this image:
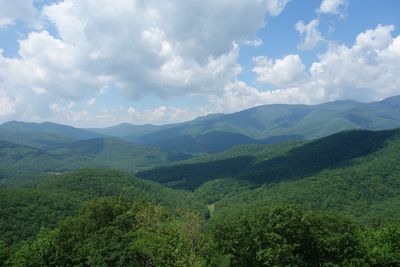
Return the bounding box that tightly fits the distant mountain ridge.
[123,95,400,153]
[0,121,103,149]
[1,95,400,153]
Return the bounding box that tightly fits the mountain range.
[1,95,400,155]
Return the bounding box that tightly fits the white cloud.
[309,24,400,101]
[0,90,16,117]
[317,0,348,17]
[0,30,107,121]
[127,105,206,125]
[209,81,323,112]
[245,37,263,47]
[253,54,307,87]
[295,19,324,50]
[249,24,400,107]
[265,0,291,16]
[0,0,39,28]
[87,97,96,107]
[78,105,210,127]
[38,0,289,99]
[62,24,400,125]
[0,0,291,125]
[50,102,89,123]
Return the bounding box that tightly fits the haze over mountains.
[1,95,400,154]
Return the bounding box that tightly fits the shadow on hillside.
[243,129,398,183]
[65,138,106,155]
[138,129,398,190]
[137,156,256,190]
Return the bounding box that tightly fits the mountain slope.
[137,128,400,223]
[212,129,400,223]
[88,123,163,140]
[134,96,400,153]
[137,129,398,189]
[0,169,205,244]
[0,137,191,178]
[0,121,103,149]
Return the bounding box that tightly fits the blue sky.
[0,0,399,127]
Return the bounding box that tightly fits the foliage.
[5,200,400,266]
[210,204,400,266]
[0,137,190,180]
[0,188,79,244]
[11,197,213,267]
[1,127,400,266]
[0,169,207,246]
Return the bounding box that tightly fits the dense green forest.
[136,129,400,223]
[1,197,399,266]
[0,138,190,179]
[1,125,400,265]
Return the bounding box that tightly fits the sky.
[0,0,399,127]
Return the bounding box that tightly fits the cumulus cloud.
[126,105,207,125]
[0,30,107,121]
[39,0,289,99]
[265,0,291,16]
[249,24,400,108]
[0,0,293,125]
[317,0,348,17]
[295,19,325,50]
[0,0,39,28]
[253,54,307,87]
[221,23,400,113]
[309,24,400,101]
[61,24,400,124]
[209,81,323,112]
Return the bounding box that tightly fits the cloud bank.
[0,1,399,126]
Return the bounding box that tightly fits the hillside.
[138,128,400,223]
[88,123,163,140]
[0,137,190,179]
[0,121,103,149]
[1,130,400,265]
[0,169,205,245]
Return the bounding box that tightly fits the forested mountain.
[137,129,398,189]
[1,96,400,154]
[0,169,205,245]
[89,123,163,141]
[138,128,400,223]
[1,128,400,266]
[83,95,400,154]
[132,95,400,153]
[0,137,190,179]
[0,121,102,149]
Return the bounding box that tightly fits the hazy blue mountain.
[89,123,163,140]
[1,96,400,154]
[132,96,400,153]
[0,121,103,148]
